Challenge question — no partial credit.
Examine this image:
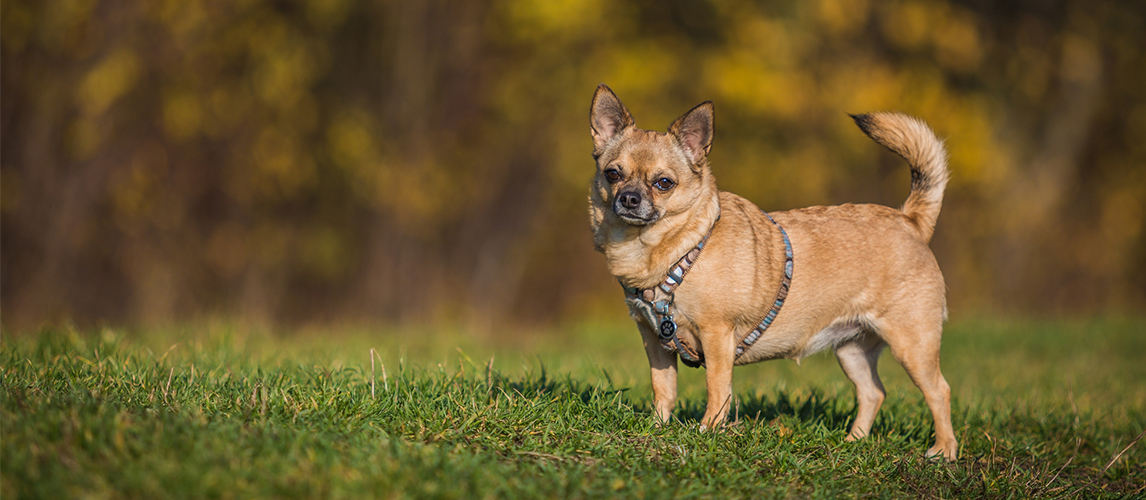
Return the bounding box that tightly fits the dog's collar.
[621,211,793,368]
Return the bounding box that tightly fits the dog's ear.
[590,84,633,151]
[669,101,714,166]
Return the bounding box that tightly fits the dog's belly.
[790,318,870,361]
[732,317,869,365]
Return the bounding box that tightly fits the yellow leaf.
[78,49,140,116]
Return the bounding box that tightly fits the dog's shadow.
[671,389,857,432]
[492,365,889,439]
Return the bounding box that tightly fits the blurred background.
[2,0,1144,332]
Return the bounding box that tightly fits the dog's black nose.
[618,191,642,209]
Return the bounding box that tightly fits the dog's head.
[588,84,715,232]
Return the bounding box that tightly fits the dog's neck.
[599,177,721,290]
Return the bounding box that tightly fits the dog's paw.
[844,428,869,442]
[698,419,737,433]
[925,442,958,462]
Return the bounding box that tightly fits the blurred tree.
[2,0,1143,330]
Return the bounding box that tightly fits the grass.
[2,317,1144,499]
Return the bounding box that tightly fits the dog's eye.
[604,168,622,183]
[653,177,675,191]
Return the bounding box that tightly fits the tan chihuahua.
[588,84,957,461]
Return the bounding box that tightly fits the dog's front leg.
[699,324,735,430]
[638,322,678,424]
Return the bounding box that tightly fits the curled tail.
[851,112,949,242]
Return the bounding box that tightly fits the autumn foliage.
[2,0,1144,328]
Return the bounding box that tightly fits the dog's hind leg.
[835,332,887,441]
[881,317,958,461]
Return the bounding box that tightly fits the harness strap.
[735,211,794,357]
[622,216,717,366]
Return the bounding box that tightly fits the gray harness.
[622,211,794,368]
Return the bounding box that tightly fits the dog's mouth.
[616,211,660,226]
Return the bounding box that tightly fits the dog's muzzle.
[613,190,658,225]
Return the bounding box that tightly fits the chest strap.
[622,211,793,368]
[622,216,716,367]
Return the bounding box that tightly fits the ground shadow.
[488,363,929,444]
[672,388,858,432]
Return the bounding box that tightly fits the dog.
[587,84,958,461]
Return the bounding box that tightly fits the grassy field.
[3,317,1144,499]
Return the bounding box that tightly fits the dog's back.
[730,113,950,355]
